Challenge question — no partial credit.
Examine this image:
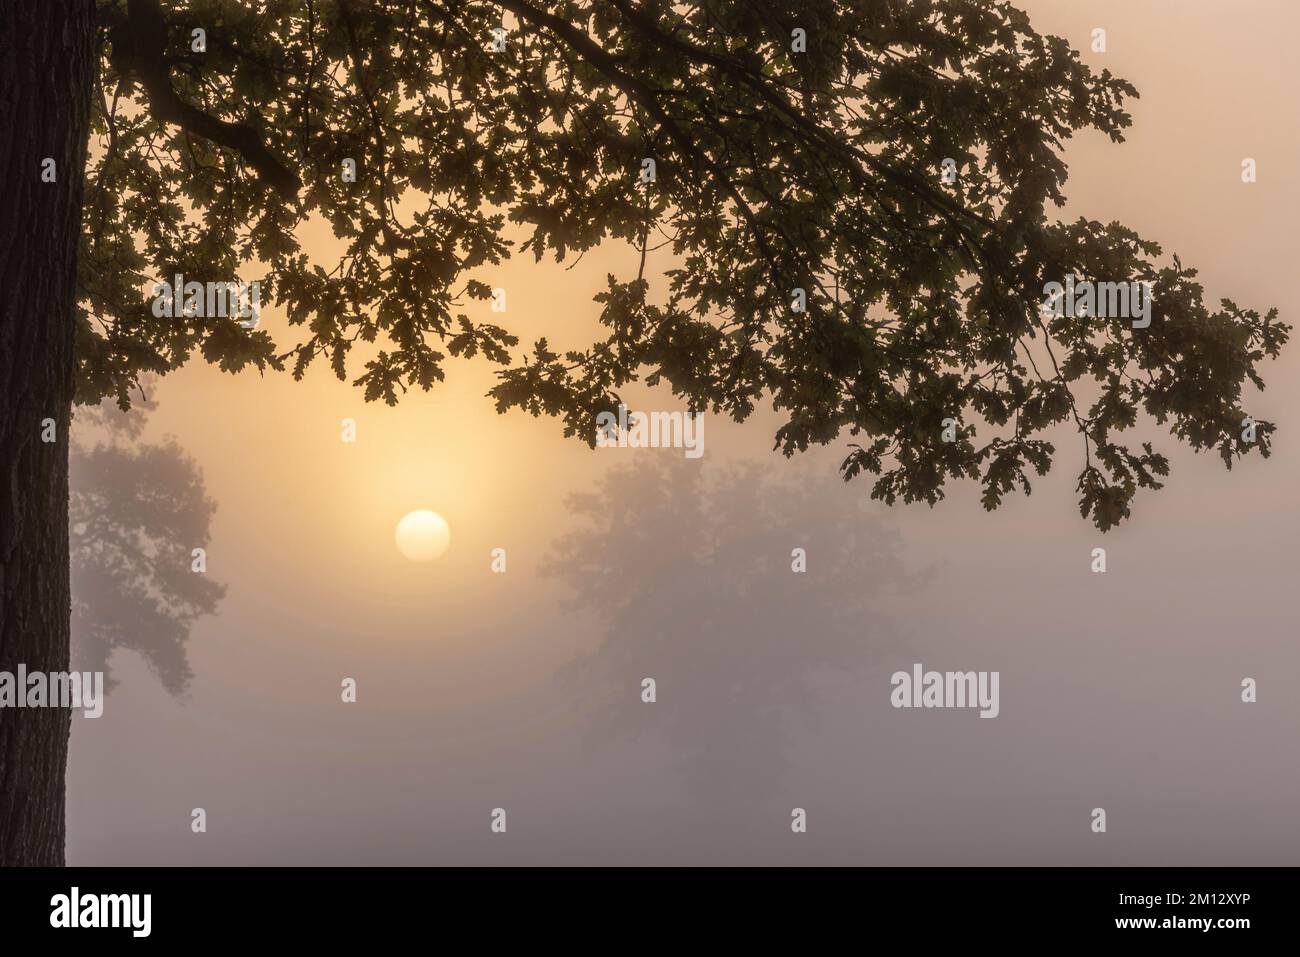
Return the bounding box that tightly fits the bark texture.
[0,0,97,866]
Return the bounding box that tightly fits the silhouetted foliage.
[70,392,224,694]
[82,0,1287,528]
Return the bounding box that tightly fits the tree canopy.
[83,0,1288,530]
[71,391,223,696]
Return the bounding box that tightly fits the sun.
[395,510,451,562]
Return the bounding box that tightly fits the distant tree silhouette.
[548,459,913,812]
[0,0,1287,863]
[70,392,224,696]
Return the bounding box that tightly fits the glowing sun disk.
[395,510,451,561]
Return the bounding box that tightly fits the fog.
[67,0,1300,865]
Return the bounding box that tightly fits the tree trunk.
[0,0,97,866]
